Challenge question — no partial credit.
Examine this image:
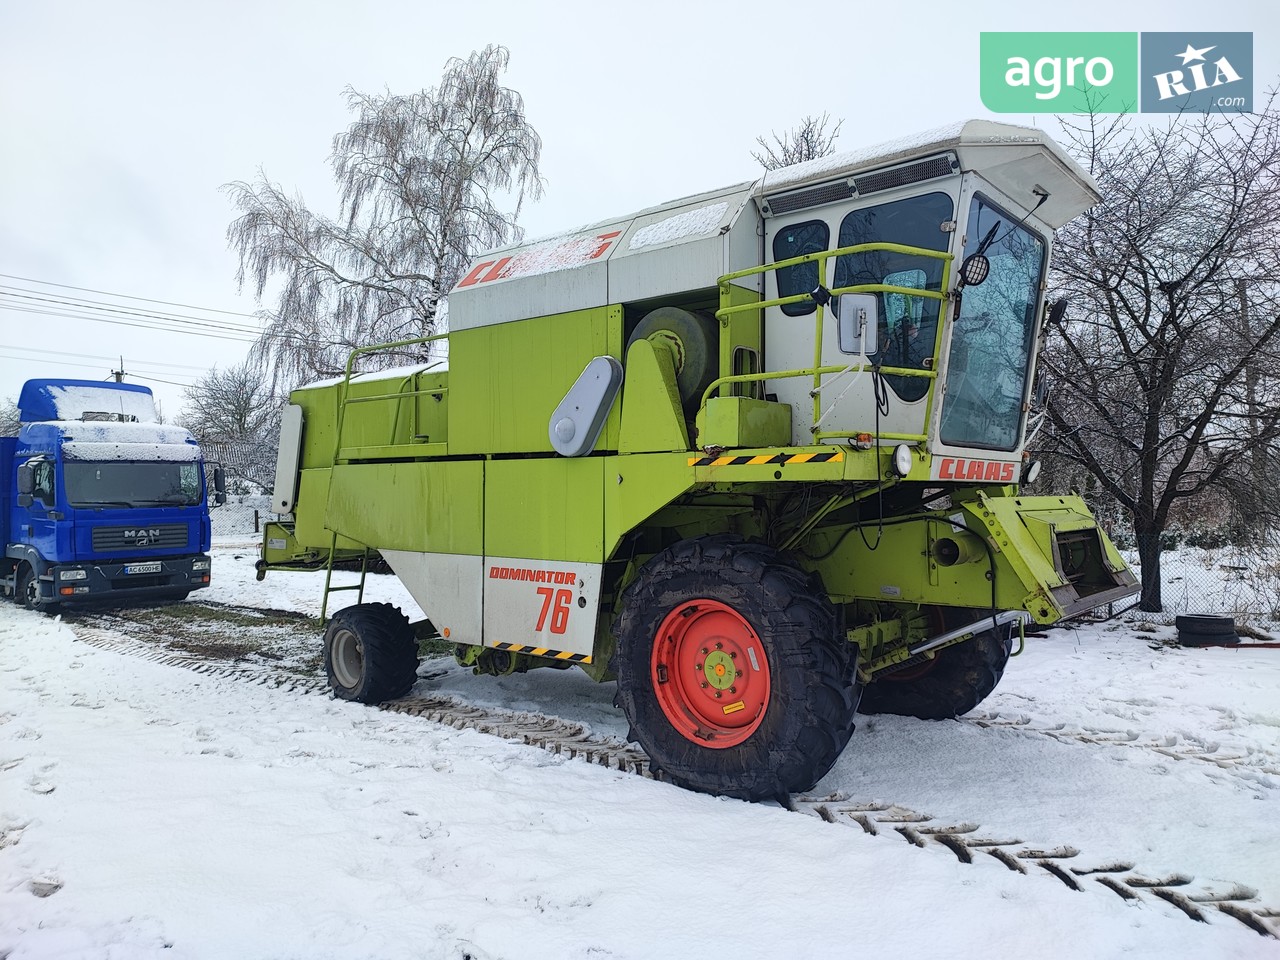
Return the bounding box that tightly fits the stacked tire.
[1175,614,1239,647]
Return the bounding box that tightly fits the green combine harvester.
[259,119,1138,801]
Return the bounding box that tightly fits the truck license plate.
[125,562,162,575]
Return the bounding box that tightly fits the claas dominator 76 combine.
[259,119,1138,800]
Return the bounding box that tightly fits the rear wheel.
[324,603,419,703]
[858,608,1011,719]
[613,536,857,801]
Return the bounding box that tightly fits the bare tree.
[1040,99,1280,611]
[225,44,543,388]
[752,113,844,170]
[0,397,18,437]
[179,363,281,491]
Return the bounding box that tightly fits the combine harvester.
[259,119,1138,800]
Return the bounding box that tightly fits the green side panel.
[288,369,450,467]
[292,469,364,551]
[448,305,623,455]
[618,338,689,453]
[805,489,1135,624]
[484,458,604,563]
[324,461,483,555]
[604,453,698,558]
[290,386,340,471]
[697,397,791,449]
[720,283,763,388]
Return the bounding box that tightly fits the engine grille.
[92,524,189,551]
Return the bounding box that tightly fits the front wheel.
[323,603,419,704]
[613,536,858,801]
[18,566,58,614]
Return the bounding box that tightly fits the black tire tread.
[857,612,1010,720]
[612,535,857,801]
[324,602,419,704]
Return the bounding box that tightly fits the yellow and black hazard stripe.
[491,641,592,664]
[687,450,845,468]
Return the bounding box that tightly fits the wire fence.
[211,494,272,541]
[1118,537,1280,626]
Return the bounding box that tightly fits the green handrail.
[714,241,953,443]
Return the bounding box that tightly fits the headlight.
[892,443,913,478]
[58,569,88,581]
[191,559,211,571]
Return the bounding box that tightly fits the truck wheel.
[857,608,1010,720]
[628,307,719,418]
[17,566,58,614]
[613,536,857,801]
[323,603,419,704]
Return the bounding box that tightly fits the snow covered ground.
[2,541,1279,959]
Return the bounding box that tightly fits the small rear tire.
[324,603,419,704]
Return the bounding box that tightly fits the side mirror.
[1046,298,1069,326]
[836,293,879,356]
[212,466,227,506]
[16,462,34,496]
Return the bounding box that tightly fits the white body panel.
[380,550,484,645]
[271,403,304,514]
[482,556,602,658]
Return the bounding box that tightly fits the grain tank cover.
[18,379,157,424]
[448,182,758,331]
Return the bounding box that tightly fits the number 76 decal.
[535,587,573,635]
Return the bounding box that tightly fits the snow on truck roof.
[18,379,157,424]
[446,120,1099,332]
[34,420,200,462]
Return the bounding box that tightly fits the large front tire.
[613,536,857,801]
[324,603,419,704]
[857,608,1011,720]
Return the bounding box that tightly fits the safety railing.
[711,242,952,444]
[331,333,450,462]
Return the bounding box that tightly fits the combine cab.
[260,119,1137,800]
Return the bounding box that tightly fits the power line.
[0,290,264,337]
[0,272,261,319]
[0,343,211,372]
[0,303,259,344]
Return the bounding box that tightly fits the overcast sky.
[2,0,1276,421]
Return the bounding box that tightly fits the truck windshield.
[64,461,203,508]
[939,195,1046,451]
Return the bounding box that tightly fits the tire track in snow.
[65,611,1280,940]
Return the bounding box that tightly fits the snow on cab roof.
[18,380,157,424]
[42,420,200,462]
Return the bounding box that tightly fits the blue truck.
[1,379,225,612]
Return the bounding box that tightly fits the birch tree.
[225,44,543,387]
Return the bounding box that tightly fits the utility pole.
[111,357,125,382]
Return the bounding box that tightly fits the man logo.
[125,528,162,545]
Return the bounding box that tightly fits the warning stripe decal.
[492,641,592,664]
[687,450,845,468]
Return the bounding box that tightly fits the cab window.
[773,219,830,317]
[32,459,55,504]
[833,192,954,401]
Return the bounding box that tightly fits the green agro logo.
[981,32,1253,114]
[981,33,1138,113]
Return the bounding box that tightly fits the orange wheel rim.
[650,599,770,748]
